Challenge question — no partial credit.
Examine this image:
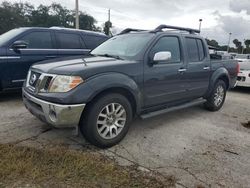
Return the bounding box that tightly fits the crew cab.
[0,27,108,91]
[22,25,238,148]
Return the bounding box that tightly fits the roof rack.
[151,25,200,34]
[118,28,147,35]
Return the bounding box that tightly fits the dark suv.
[0,27,108,91]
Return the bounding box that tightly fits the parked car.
[234,54,250,87]
[23,25,238,148]
[0,27,109,91]
[236,63,250,88]
[235,54,250,63]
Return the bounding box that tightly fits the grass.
[0,144,175,188]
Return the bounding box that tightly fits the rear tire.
[204,80,227,111]
[80,93,132,148]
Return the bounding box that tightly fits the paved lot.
[0,88,250,188]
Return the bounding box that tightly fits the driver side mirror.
[153,51,171,62]
[11,40,28,49]
[153,51,172,63]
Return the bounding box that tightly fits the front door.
[143,35,188,107]
[5,31,57,88]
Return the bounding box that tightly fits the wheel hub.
[96,103,127,139]
[214,85,225,107]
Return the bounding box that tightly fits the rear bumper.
[22,89,85,128]
[236,71,250,88]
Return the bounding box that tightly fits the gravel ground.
[0,88,249,188]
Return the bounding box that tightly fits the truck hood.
[31,55,139,78]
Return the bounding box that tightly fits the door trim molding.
[12,79,26,83]
[0,56,21,59]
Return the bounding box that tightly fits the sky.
[1,0,250,46]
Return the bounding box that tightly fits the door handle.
[46,56,57,58]
[203,66,210,70]
[178,68,187,73]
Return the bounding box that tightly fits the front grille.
[26,70,55,93]
[29,71,41,87]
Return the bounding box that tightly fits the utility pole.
[108,9,111,35]
[199,19,202,34]
[242,39,245,54]
[227,32,232,53]
[75,0,79,29]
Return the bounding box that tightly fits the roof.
[17,27,107,37]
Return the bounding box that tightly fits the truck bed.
[211,59,238,88]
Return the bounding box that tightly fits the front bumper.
[23,89,85,128]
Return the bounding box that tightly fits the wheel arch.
[86,87,138,117]
[81,73,142,117]
[205,67,230,98]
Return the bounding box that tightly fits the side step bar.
[140,98,206,119]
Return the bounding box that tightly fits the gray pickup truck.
[23,25,238,148]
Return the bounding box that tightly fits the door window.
[20,31,53,49]
[186,38,205,62]
[56,33,86,49]
[150,36,181,63]
[197,39,205,60]
[83,35,107,49]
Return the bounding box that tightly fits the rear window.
[56,33,86,49]
[186,38,205,62]
[83,35,108,49]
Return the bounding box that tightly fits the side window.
[83,35,108,49]
[56,33,86,49]
[186,38,199,62]
[20,31,52,49]
[150,36,181,63]
[197,39,205,60]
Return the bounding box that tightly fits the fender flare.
[84,73,142,114]
[205,67,230,98]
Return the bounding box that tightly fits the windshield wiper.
[95,54,123,60]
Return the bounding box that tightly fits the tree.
[233,39,243,53]
[245,40,250,49]
[0,1,100,34]
[205,38,219,48]
[0,1,33,34]
[103,21,112,36]
[78,12,99,31]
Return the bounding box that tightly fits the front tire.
[204,80,227,111]
[80,93,132,148]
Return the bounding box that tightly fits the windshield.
[91,33,154,59]
[235,54,250,59]
[0,28,27,47]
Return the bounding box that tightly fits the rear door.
[143,35,188,107]
[184,37,210,98]
[55,32,90,57]
[5,30,57,88]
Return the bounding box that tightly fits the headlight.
[48,75,83,93]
